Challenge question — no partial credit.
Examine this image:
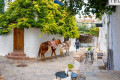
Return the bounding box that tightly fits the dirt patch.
[98,66,106,70]
[16,63,28,67]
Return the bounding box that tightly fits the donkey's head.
[56,39,62,45]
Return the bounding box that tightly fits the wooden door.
[13,28,24,51]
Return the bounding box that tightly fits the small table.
[55,71,68,80]
[55,71,78,80]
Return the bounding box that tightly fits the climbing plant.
[0,0,79,38]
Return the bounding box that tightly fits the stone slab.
[79,78,85,80]
[84,72,96,77]
[86,77,99,80]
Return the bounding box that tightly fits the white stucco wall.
[109,6,120,71]
[24,28,64,58]
[99,6,120,71]
[2,0,64,58]
[0,28,64,58]
[69,38,76,52]
[99,14,109,55]
[1,0,75,58]
[0,33,13,56]
[80,36,98,48]
[93,36,98,47]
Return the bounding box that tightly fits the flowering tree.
[0,0,79,38]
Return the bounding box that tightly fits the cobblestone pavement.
[0,52,74,80]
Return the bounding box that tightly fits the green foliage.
[78,23,91,34]
[84,0,116,18]
[0,28,11,35]
[0,0,79,38]
[88,46,92,51]
[90,27,99,36]
[0,0,4,13]
[65,0,84,15]
[68,64,73,70]
[62,0,116,18]
[78,23,99,36]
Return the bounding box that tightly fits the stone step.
[6,55,29,60]
[11,52,26,56]
[97,59,104,66]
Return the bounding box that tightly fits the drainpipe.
[106,15,110,70]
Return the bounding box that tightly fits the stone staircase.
[5,51,30,60]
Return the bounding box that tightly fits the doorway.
[13,28,24,51]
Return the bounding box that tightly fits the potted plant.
[88,46,92,51]
[68,64,74,71]
[87,46,92,56]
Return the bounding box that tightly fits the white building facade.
[0,28,64,58]
[99,6,120,71]
[0,0,67,58]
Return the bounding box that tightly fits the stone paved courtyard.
[1,48,120,80]
[78,48,120,80]
[0,52,74,80]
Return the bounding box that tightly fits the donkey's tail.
[37,46,41,60]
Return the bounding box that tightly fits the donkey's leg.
[43,51,46,61]
[37,49,41,60]
[41,52,43,61]
[50,51,53,59]
[53,51,57,59]
[41,54,43,60]
[43,54,45,61]
[65,49,67,55]
[68,49,70,56]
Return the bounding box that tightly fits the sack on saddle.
[48,45,52,52]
